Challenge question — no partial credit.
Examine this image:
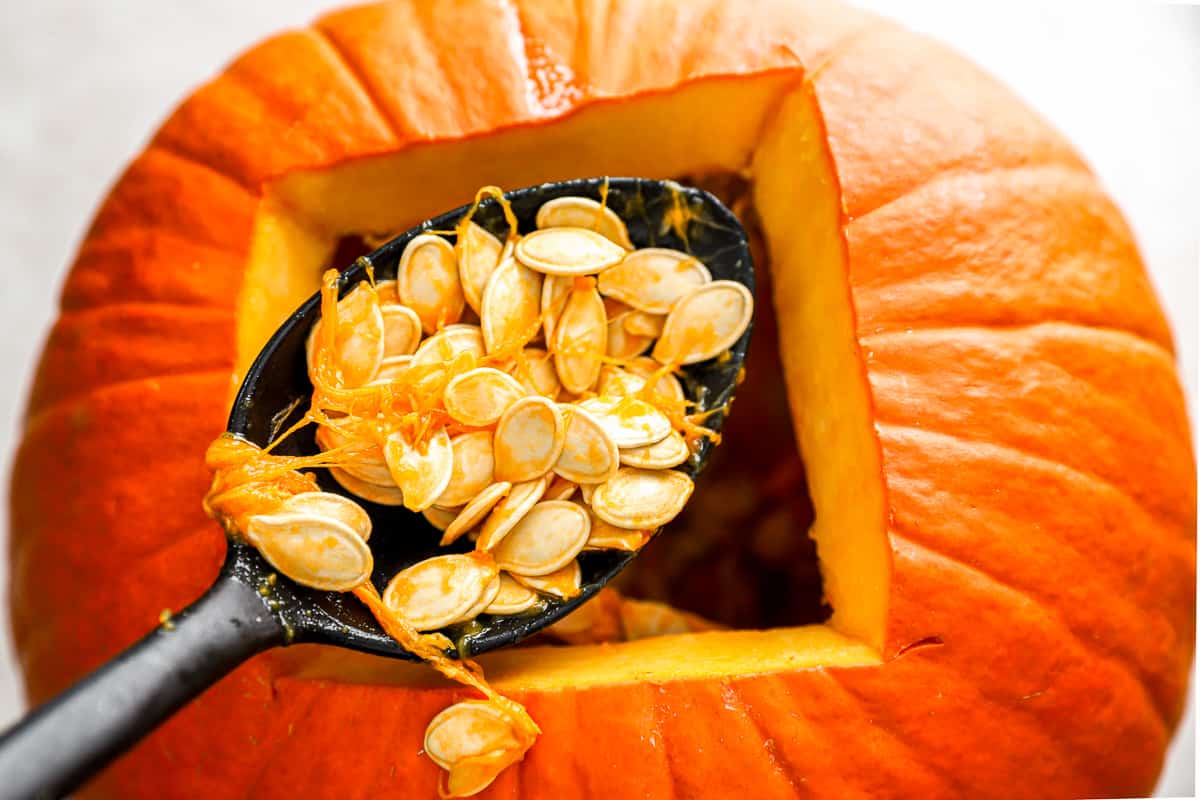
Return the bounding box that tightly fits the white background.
[1,1,1196,796]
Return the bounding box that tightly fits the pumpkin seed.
[511,561,582,599]
[481,257,542,354]
[597,248,711,313]
[509,347,560,398]
[514,227,626,275]
[597,365,646,397]
[552,282,606,394]
[373,279,399,304]
[383,427,454,512]
[535,196,633,249]
[383,553,498,631]
[371,355,413,385]
[380,303,423,357]
[456,221,504,315]
[579,483,595,505]
[493,396,565,483]
[441,481,511,546]
[540,274,572,344]
[443,368,526,427]
[590,467,694,529]
[463,574,503,621]
[627,357,686,403]
[327,466,405,506]
[424,700,521,779]
[311,283,385,388]
[619,429,690,469]
[315,423,393,487]
[398,234,465,334]
[605,312,653,360]
[280,491,371,541]
[475,476,548,551]
[544,476,577,501]
[410,324,485,370]
[245,512,372,591]
[623,310,665,338]
[584,513,650,551]
[483,574,540,615]
[553,404,619,484]
[492,501,590,576]
[423,505,460,532]
[436,431,496,508]
[577,396,672,449]
[652,280,753,365]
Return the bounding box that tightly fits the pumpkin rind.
[8,1,1194,798]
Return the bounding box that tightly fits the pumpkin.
[10,0,1194,797]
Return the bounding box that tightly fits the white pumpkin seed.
[383,553,498,631]
[397,234,465,334]
[652,280,753,365]
[436,431,496,508]
[463,574,503,621]
[383,427,454,512]
[584,512,650,551]
[481,257,542,354]
[579,483,595,505]
[475,476,548,551]
[510,561,582,599]
[280,491,371,541]
[410,324,485,370]
[483,574,540,615]
[245,512,372,591]
[424,700,521,773]
[509,347,560,398]
[423,505,460,532]
[553,405,619,484]
[379,303,423,357]
[540,274,573,344]
[327,466,405,506]
[623,310,666,338]
[370,355,413,385]
[597,248,711,313]
[544,476,577,501]
[535,196,633,249]
[620,429,690,469]
[577,396,672,449]
[440,481,511,546]
[315,423,393,487]
[514,227,626,276]
[443,368,526,427]
[492,501,590,576]
[605,312,653,360]
[493,396,565,484]
[552,283,606,394]
[596,365,646,397]
[314,283,385,388]
[455,221,504,315]
[590,467,694,530]
[627,357,686,403]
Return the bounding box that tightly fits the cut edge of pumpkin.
[232,72,890,687]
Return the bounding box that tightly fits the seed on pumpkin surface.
[382,553,498,631]
[605,312,653,360]
[441,481,511,546]
[475,476,549,551]
[627,356,686,403]
[397,234,465,334]
[435,431,496,508]
[491,500,590,576]
[481,257,542,354]
[510,560,582,599]
[315,423,394,487]
[584,512,651,552]
[539,274,572,344]
[443,368,526,427]
[619,429,690,469]
[514,227,627,276]
[553,405,619,484]
[424,701,523,788]
[483,573,540,615]
[577,396,672,449]
[379,303,423,357]
[492,396,565,483]
[509,347,560,398]
[455,221,504,315]
[590,467,694,529]
[597,247,711,314]
[623,310,666,338]
[410,324,485,371]
[327,466,406,506]
[423,505,460,532]
[280,491,372,541]
[552,282,606,394]
[383,427,454,511]
[652,280,753,365]
[245,512,372,591]
[535,196,634,249]
[371,355,413,385]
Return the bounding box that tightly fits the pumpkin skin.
[9,1,1195,799]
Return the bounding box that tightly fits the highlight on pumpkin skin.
[202,184,751,796]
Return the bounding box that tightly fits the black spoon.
[0,177,754,800]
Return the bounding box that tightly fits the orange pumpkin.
[9,0,1194,797]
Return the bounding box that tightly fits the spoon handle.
[0,563,286,799]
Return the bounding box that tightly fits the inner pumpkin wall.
[236,75,890,685]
